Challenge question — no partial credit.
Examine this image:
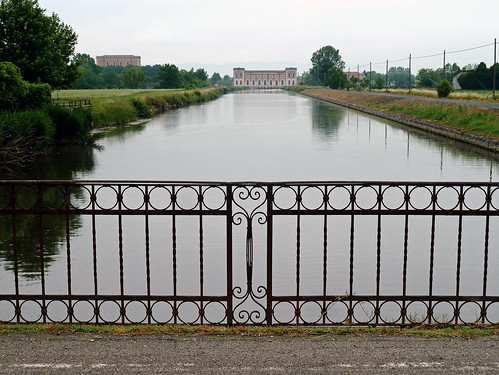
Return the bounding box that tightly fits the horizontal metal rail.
[0,180,498,325]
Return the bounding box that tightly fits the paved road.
[1,333,498,374]
[322,88,499,109]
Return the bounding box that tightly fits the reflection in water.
[1,90,499,294]
[0,145,96,279]
[311,101,344,140]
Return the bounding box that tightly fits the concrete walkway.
[1,333,498,374]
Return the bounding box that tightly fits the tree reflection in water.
[0,145,95,280]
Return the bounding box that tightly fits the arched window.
[246,80,249,85]
[252,80,255,85]
[264,80,267,86]
[258,80,261,85]
[281,80,284,85]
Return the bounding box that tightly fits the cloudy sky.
[38,0,497,77]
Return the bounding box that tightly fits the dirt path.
[1,333,498,374]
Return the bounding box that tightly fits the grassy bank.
[0,324,497,338]
[292,88,499,143]
[53,87,236,127]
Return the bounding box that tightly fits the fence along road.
[0,180,498,325]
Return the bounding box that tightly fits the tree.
[458,62,495,90]
[416,68,440,88]
[194,68,208,83]
[327,66,347,89]
[210,72,222,85]
[0,0,79,88]
[0,61,27,110]
[71,53,102,89]
[157,64,182,88]
[310,45,345,86]
[120,66,146,89]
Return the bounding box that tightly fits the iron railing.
[0,180,498,325]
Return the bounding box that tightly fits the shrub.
[21,83,52,110]
[0,61,27,110]
[92,99,137,126]
[130,98,152,118]
[436,79,453,98]
[45,105,93,144]
[0,109,54,147]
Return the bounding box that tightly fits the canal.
[1,90,498,324]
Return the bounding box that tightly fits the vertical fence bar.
[266,184,273,325]
[117,185,125,324]
[38,185,46,323]
[198,186,204,324]
[428,185,437,325]
[455,186,464,324]
[375,184,382,325]
[64,184,73,323]
[91,184,99,323]
[482,185,491,323]
[295,186,301,325]
[322,185,328,325]
[226,185,233,326]
[10,185,20,323]
[144,185,151,324]
[401,184,409,326]
[172,186,178,324]
[348,185,355,323]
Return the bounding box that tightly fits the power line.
[347,40,495,71]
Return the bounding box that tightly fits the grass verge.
[0,324,497,338]
[300,88,499,142]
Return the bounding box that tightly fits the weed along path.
[0,332,498,374]
[300,88,499,152]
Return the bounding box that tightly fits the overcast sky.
[38,0,497,77]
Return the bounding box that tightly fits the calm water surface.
[1,90,498,323]
[17,89,499,182]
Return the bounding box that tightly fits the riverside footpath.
[0,333,498,374]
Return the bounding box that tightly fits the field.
[52,88,188,104]
[369,88,497,102]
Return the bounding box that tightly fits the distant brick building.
[233,67,298,89]
[96,55,141,67]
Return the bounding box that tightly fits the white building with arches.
[233,68,298,89]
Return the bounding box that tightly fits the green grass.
[52,87,234,127]
[0,324,497,337]
[389,103,499,137]
[371,88,497,102]
[52,89,184,104]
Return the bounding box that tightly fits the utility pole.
[369,62,372,91]
[385,60,388,91]
[443,50,446,80]
[408,54,412,93]
[494,38,497,100]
